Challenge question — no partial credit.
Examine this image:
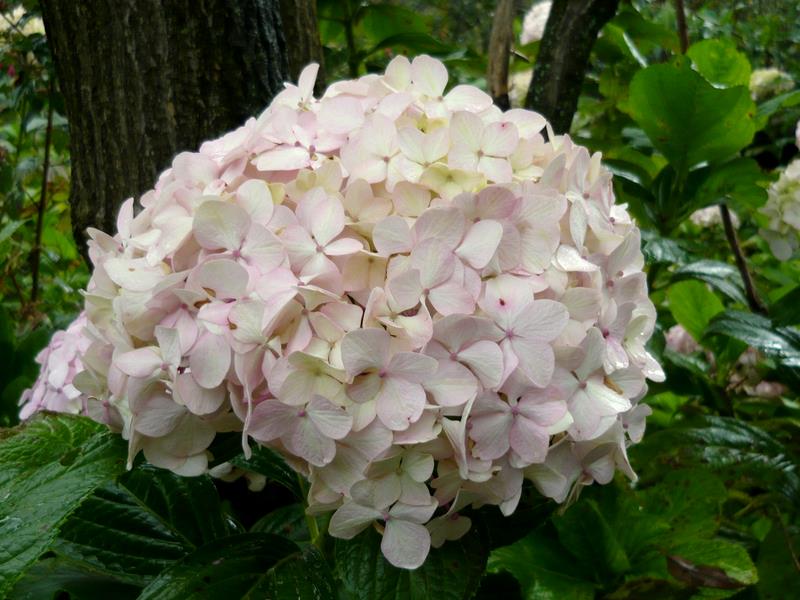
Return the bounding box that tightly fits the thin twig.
[674,0,689,53]
[720,203,766,314]
[30,79,54,304]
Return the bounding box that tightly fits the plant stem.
[343,2,359,79]
[296,472,323,548]
[30,80,55,305]
[719,203,766,315]
[674,0,689,53]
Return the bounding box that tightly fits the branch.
[30,80,54,305]
[720,204,766,315]
[674,0,689,53]
[487,0,515,110]
[525,0,620,133]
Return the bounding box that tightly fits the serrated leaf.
[667,280,724,342]
[769,286,800,326]
[258,545,336,599]
[9,556,141,600]
[250,503,309,542]
[629,59,756,173]
[230,445,303,498]
[137,533,300,600]
[668,538,757,589]
[53,465,233,584]
[488,529,596,600]
[334,526,488,600]
[756,524,800,600]
[0,415,127,596]
[672,261,747,305]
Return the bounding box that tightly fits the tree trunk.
[39,0,288,254]
[487,0,515,111]
[279,0,326,93]
[525,0,619,134]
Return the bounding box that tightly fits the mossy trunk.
[39,0,288,254]
[525,0,619,134]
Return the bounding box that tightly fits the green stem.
[296,472,322,547]
[343,1,359,78]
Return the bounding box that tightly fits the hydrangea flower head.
[760,159,800,260]
[21,56,662,569]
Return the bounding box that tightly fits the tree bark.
[279,0,326,93]
[39,0,288,254]
[525,0,619,134]
[487,0,515,111]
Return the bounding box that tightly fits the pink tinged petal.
[376,377,426,431]
[104,258,164,292]
[382,519,432,570]
[298,188,346,247]
[189,332,231,388]
[248,399,297,441]
[387,269,424,312]
[509,416,550,465]
[116,347,162,378]
[428,281,475,316]
[307,396,353,439]
[324,237,364,256]
[241,225,285,270]
[387,352,437,382]
[458,340,504,389]
[347,372,382,403]
[425,360,477,407]
[561,287,601,322]
[193,200,250,251]
[513,300,569,342]
[373,216,413,256]
[510,337,555,388]
[193,259,249,299]
[297,63,319,100]
[287,415,337,466]
[236,179,273,224]
[520,228,559,273]
[410,240,456,288]
[481,121,519,157]
[445,85,493,112]
[576,328,606,380]
[134,392,186,437]
[341,328,391,375]
[478,156,512,183]
[449,111,484,151]
[470,405,512,460]
[456,220,503,269]
[411,55,448,97]
[155,326,181,368]
[172,152,218,186]
[329,502,383,539]
[413,208,466,249]
[555,245,599,272]
[585,379,631,416]
[319,96,365,134]
[174,373,225,415]
[255,146,310,171]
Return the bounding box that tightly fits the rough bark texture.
[487,0,515,111]
[525,0,619,134]
[279,0,326,93]
[39,0,288,253]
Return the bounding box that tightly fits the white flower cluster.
[520,1,552,45]
[761,159,800,260]
[21,56,662,569]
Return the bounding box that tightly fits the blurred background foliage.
[1,0,799,598]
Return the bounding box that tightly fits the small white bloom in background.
[664,324,701,355]
[21,55,662,569]
[520,1,552,45]
[689,205,739,229]
[749,68,795,102]
[760,159,800,260]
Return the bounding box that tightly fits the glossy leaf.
[705,310,800,368]
[9,557,141,600]
[667,280,724,341]
[334,527,488,600]
[0,415,127,597]
[687,39,751,87]
[671,261,747,305]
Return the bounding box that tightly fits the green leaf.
[553,499,631,580]
[756,524,800,600]
[628,59,756,172]
[755,89,800,128]
[667,280,724,342]
[671,261,747,305]
[668,538,757,589]
[260,545,337,599]
[334,527,488,600]
[0,415,127,596]
[9,557,141,600]
[687,39,751,88]
[136,533,301,600]
[488,529,596,600]
[687,158,768,214]
[770,286,800,326]
[250,503,309,542]
[230,444,303,498]
[53,465,233,584]
[704,310,800,368]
